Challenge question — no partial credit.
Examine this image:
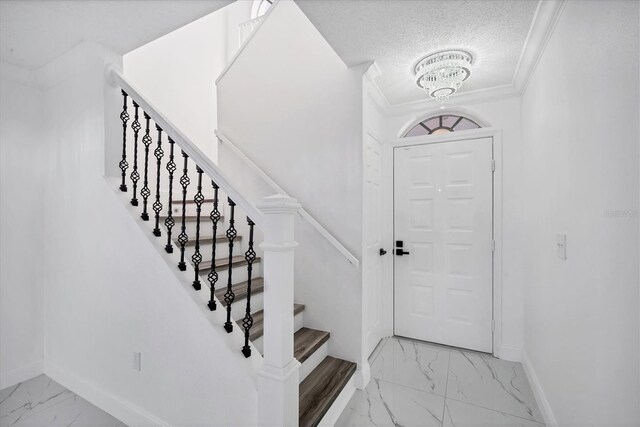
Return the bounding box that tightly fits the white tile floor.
[1,339,543,427]
[337,337,545,427]
[0,375,125,427]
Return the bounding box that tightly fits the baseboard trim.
[498,344,522,362]
[521,351,558,427]
[354,360,371,390]
[0,359,43,390]
[43,360,170,427]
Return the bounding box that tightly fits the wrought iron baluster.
[129,101,141,206]
[177,151,190,270]
[152,125,164,236]
[191,167,205,290]
[223,198,237,333]
[140,113,152,221]
[164,137,177,253]
[118,90,130,192]
[207,182,221,311]
[241,218,256,357]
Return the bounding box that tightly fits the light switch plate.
[557,233,567,260]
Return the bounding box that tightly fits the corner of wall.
[1,65,46,391]
[0,360,44,390]
[497,344,522,363]
[521,351,558,427]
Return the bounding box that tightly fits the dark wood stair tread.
[249,304,305,341]
[161,213,224,221]
[214,277,264,306]
[182,234,241,246]
[199,255,261,272]
[299,357,357,427]
[294,328,330,364]
[171,198,216,205]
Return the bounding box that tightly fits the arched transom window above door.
[404,114,481,137]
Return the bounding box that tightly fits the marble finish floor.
[337,337,545,427]
[0,375,125,427]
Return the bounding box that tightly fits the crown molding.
[363,60,382,82]
[512,0,566,94]
[362,61,392,114]
[385,84,520,117]
[363,0,566,116]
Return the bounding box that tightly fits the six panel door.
[393,138,493,352]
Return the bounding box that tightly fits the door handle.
[395,240,409,255]
[379,248,387,256]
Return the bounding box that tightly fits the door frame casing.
[362,131,386,360]
[382,127,504,358]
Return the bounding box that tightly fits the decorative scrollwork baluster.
[140,113,152,221]
[177,151,190,270]
[164,137,176,253]
[241,218,256,357]
[191,167,205,290]
[223,198,237,333]
[207,182,221,311]
[152,125,164,236]
[129,101,141,206]
[119,90,130,192]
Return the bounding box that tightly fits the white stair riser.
[251,309,304,354]
[228,292,264,320]
[298,341,328,383]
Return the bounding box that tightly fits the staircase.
[109,67,356,426]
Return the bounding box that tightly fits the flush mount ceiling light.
[415,50,473,103]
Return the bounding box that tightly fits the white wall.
[124,8,229,163]
[217,0,366,376]
[7,42,258,426]
[0,67,45,388]
[519,1,639,425]
[382,95,525,360]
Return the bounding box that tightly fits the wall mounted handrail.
[215,129,360,267]
[107,64,265,226]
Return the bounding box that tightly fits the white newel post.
[257,195,301,427]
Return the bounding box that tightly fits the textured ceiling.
[0,0,232,70]
[296,0,539,105]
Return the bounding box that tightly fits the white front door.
[393,137,493,352]
[364,133,385,357]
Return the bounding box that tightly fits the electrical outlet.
[556,233,567,260]
[132,352,141,371]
